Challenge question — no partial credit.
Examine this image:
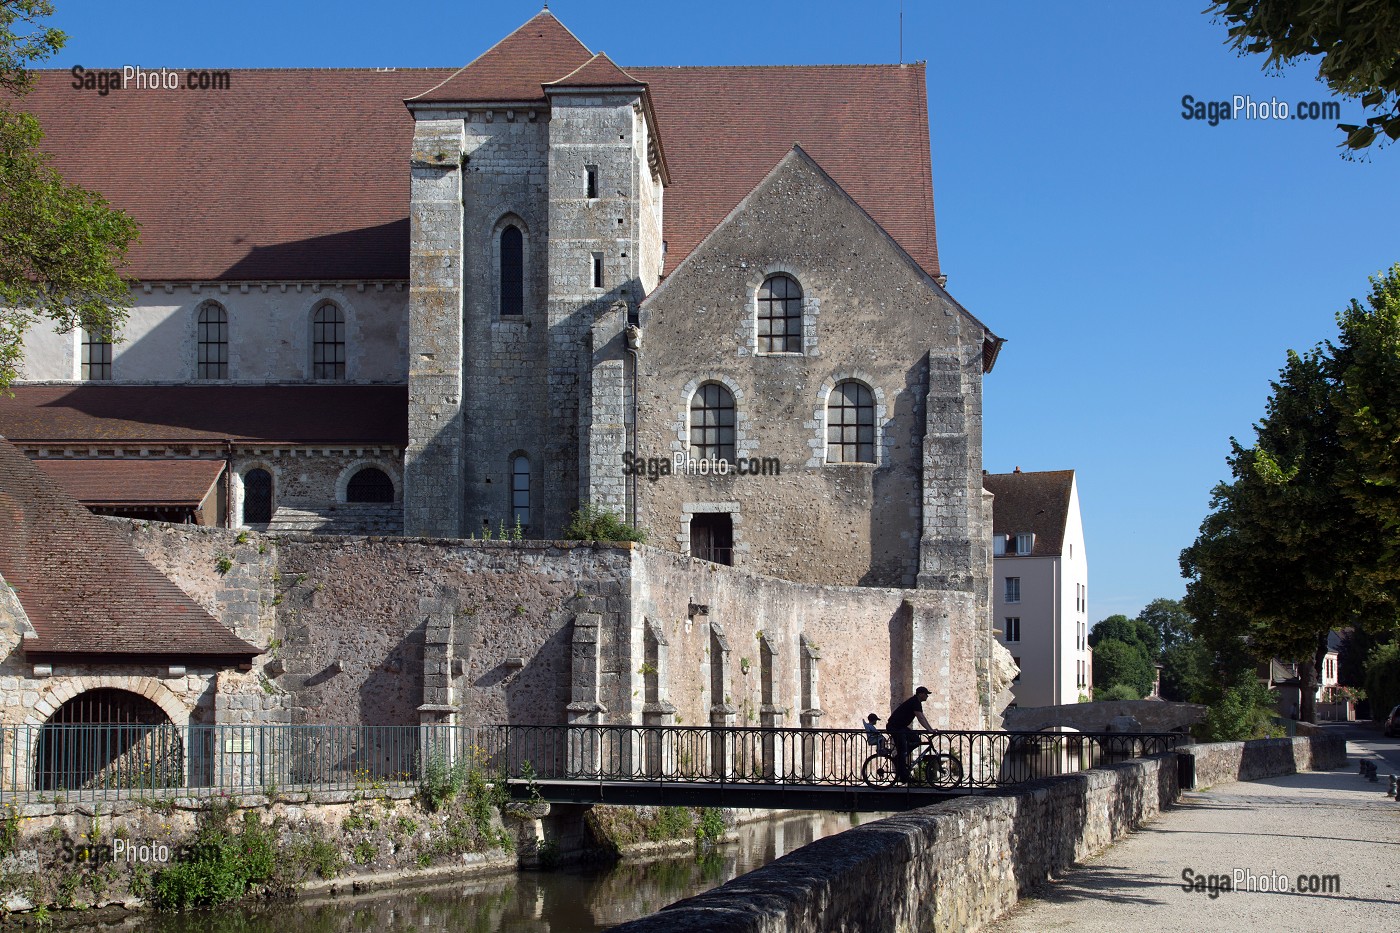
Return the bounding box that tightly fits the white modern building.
[984,469,1090,707]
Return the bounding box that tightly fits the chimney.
[1013,466,1021,473]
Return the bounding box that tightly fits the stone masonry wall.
[1179,734,1348,789]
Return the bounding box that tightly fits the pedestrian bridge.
[481,724,1185,812]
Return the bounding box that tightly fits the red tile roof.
[13,13,941,282]
[34,458,224,507]
[984,470,1076,558]
[0,385,408,446]
[15,68,453,281]
[409,10,591,103]
[545,52,644,89]
[0,437,259,661]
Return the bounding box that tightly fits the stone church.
[0,11,1013,748]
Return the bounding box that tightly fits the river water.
[58,810,880,932]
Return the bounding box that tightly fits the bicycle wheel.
[931,754,963,788]
[861,752,898,787]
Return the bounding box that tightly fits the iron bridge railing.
[0,723,1185,803]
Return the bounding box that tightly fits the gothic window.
[757,274,803,353]
[500,225,524,316]
[689,383,736,462]
[311,302,346,380]
[826,380,874,463]
[511,455,530,528]
[196,301,228,379]
[80,327,112,381]
[346,467,394,503]
[243,469,273,524]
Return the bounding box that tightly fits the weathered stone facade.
[117,523,1014,731]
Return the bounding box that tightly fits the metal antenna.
[899,0,904,64]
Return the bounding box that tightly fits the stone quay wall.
[605,734,1347,933]
[1178,734,1347,790]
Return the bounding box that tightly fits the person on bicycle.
[886,686,933,782]
[862,713,889,754]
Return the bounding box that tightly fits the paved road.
[988,726,1400,933]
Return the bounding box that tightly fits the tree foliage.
[1089,614,1160,659]
[1364,640,1400,720]
[1181,267,1400,721]
[0,1,138,390]
[1138,597,1195,654]
[1207,0,1400,150]
[1090,638,1154,699]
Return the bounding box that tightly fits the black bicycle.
[861,733,963,788]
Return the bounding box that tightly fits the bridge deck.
[508,778,967,811]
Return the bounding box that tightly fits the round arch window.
[347,467,395,503]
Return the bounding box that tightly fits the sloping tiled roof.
[0,385,408,446]
[546,52,645,89]
[631,64,940,278]
[984,470,1075,558]
[408,10,591,103]
[0,437,259,660]
[15,14,943,282]
[34,459,224,507]
[15,68,453,281]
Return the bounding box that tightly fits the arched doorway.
[34,689,184,791]
[243,468,273,524]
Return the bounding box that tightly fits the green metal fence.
[0,724,486,803]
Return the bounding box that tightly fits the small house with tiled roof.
[983,469,1091,707]
[7,8,1000,593]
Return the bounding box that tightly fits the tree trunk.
[1298,634,1330,725]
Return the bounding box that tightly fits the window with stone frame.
[196,301,228,379]
[80,327,113,381]
[757,273,803,353]
[311,302,346,380]
[499,225,524,316]
[826,380,875,463]
[511,455,530,528]
[689,382,736,462]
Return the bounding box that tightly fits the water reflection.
[52,811,881,933]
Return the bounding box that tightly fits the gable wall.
[633,155,972,588]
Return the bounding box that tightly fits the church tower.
[403,12,665,538]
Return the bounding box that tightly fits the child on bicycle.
[862,713,890,754]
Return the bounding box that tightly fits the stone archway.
[25,680,195,792]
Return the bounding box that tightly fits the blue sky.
[41,1,1400,621]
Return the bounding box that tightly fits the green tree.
[1090,638,1154,699]
[1,1,139,390]
[1182,293,1396,722]
[1334,265,1400,569]
[1206,0,1400,150]
[1138,598,1194,654]
[1089,614,1160,660]
[1364,640,1400,720]
[1159,638,1211,703]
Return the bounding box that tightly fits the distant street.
[989,725,1400,932]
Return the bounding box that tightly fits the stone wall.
[1178,734,1347,789]
[112,524,1005,732]
[607,754,1180,933]
[605,735,1349,933]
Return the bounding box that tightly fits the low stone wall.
[1178,734,1347,789]
[607,755,1179,933]
[607,735,1351,933]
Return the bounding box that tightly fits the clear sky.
[39,1,1400,622]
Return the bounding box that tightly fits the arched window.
[243,469,273,524]
[500,225,524,316]
[346,467,394,503]
[511,455,530,528]
[757,274,803,354]
[311,302,346,380]
[35,689,180,791]
[81,327,113,380]
[827,380,875,463]
[196,301,228,379]
[690,383,736,462]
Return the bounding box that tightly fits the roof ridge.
[406,8,590,104]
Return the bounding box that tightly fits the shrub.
[1196,675,1282,742]
[562,505,647,543]
[1096,683,1142,702]
[1363,640,1400,719]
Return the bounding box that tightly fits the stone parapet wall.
[1178,734,1347,789]
[607,754,1180,933]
